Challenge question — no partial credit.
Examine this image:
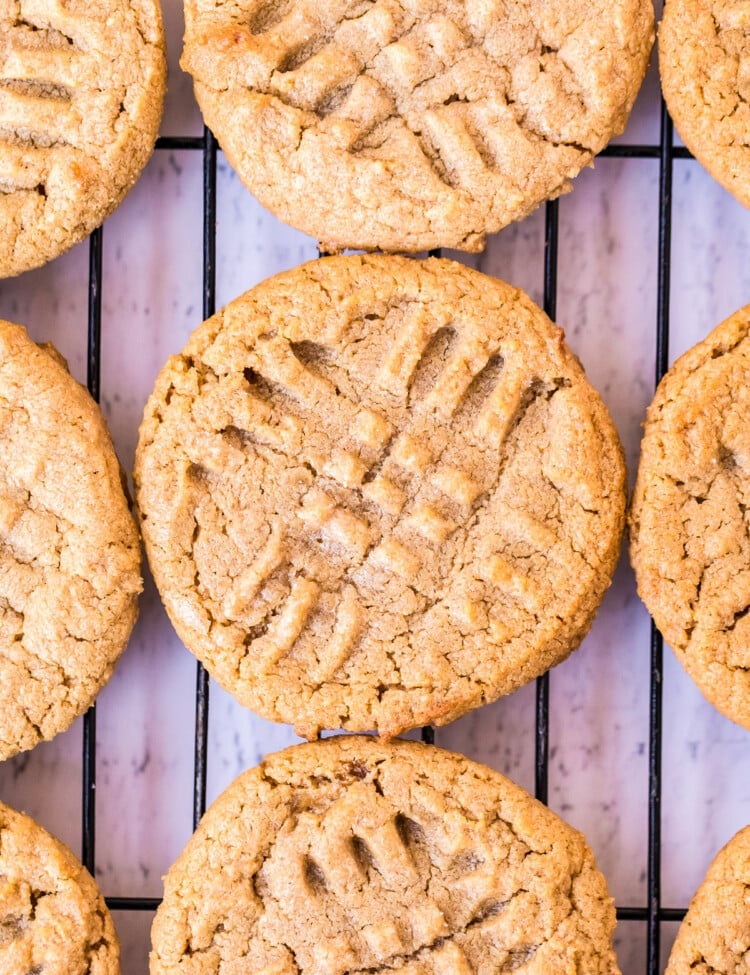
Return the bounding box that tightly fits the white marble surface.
[2,3,750,973]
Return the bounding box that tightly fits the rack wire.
[77,104,689,970]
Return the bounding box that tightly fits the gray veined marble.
[1,2,750,973]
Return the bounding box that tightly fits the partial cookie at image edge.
[0,0,167,278]
[0,798,120,974]
[181,0,654,252]
[660,0,750,209]
[665,824,750,975]
[630,303,750,730]
[0,319,143,761]
[150,736,622,975]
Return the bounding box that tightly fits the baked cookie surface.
[0,320,142,760]
[660,0,750,208]
[666,825,750,975]
[135,256,626,738]
[181,0,654,252]
[150,736,621,975]
[0,799,119,974]
[0,0,166,278]
[630,305,750,729]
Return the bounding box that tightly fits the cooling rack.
[67,96,690,974]
[4,14,745,966]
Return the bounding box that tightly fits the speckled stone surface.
[0,1,750,973]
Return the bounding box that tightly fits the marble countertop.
[2,3,750,973]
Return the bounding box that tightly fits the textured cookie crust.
[150,736,621,975]
[0,320,142,760]
[181,0,654,253]
[135,256,626,738]
[630,305,750,729]
[0,799,119,974]
[666,826,750,975]
[0,0,166,278]
[660,0,750,209]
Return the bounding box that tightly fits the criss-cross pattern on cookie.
[0,0,164,276]
[136,257,626,737]
[150,739,621,975]
[182,0,654,250]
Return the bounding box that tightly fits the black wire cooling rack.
[75,103,693,974]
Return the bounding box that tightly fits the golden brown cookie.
[0,320,142,760]
[0,0,167,279]
[135,256,626,738]
[665,825,750,975]
[0,799,119,974]
[181,0,654,253]
[660,0,750,209]
[150,736,621,975]
[630,305,750,729]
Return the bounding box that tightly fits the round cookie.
[665,826,750,975]
[135,256,626,738]
[0,799,119,974]
[0,0,166,278]
[0,320,142,760]
[660,0,750,209]
[630,304,750,729]
[181,0,654,253]
[150,736,621,975]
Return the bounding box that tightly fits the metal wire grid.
[77,106,692,971]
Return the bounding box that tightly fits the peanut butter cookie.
[666,825,750,975]
[660,0,750,209]
[181,0,654,253]
[135,256,626,738]
[630,304,750,729]
[150,736,621,975]
[0,320,142,760]
[0,0,167,278]
[0,799,119,975]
